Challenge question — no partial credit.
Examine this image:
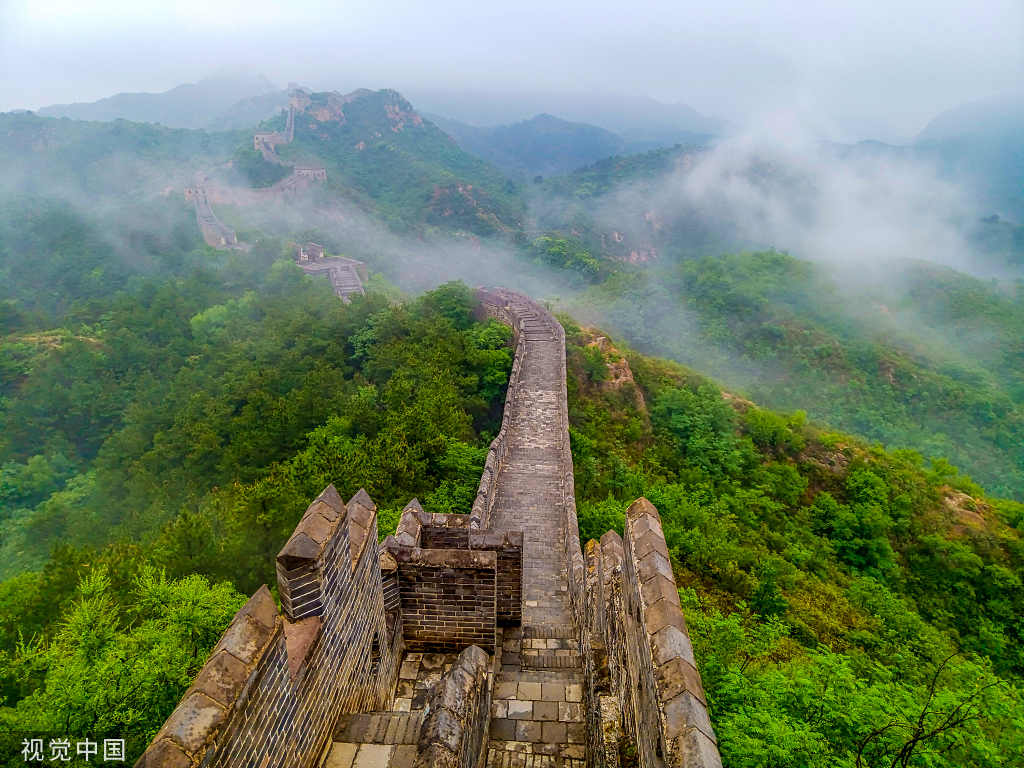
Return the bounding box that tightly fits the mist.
[549,122,1006,277]
[4,0,1024,142]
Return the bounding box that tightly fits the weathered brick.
[191,650,250,707]
[640,574,682,609]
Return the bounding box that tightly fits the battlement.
[294,164,328,180]
[586,500,721,768]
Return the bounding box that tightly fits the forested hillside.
[0,112,245,197]
[1,89,527,239]
[564,323,1024,766]
[560,250,1024,501]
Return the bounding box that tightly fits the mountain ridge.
[36,70,281,129]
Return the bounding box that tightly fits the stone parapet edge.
[624,498,723,768]
[471,289,529,530]
[414,645,493,768]
[133,586,281,767]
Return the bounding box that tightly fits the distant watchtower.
[289,88,311,113]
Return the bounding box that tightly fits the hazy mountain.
[206,90,291,130]
[816,97,1024,223]
[36,69,280,129]
[404,88,728,137]
[615,127,717,154]
[911,95,1024,221]
[917,94,1024,140]
[425,112,628,179]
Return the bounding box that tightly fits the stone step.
[323,742,417,768]
[332,711,423,744]
[486,744,586,768]
[522,625,575,640]
[521,650,581,670]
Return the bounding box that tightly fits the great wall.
[183,85,366,302]
[136,288,723,768]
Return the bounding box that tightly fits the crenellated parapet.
[135,485,399,768]
[586,499,723,768]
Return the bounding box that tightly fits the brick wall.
[495,538,523,626]
[420,525,469,549]
[392,547,498,653]
[135,486,401,768]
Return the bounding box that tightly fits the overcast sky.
[2,0,1022,141]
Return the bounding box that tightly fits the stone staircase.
[326,712,422,768]
[486,627,586,768]
[322,652,459,768]
[521,625,580,670]
[331,264,366,301]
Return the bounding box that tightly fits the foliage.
[530,235,601,278]
[0,566,245,763]
[566,250,1024,500]
[567,329,1024,763]
[230,147,290,188]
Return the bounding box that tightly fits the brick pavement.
[488,299,572,628]
[485,296,586,768]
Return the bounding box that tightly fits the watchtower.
[290,88,311,113]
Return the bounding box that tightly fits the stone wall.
[187,182,239,250]
[588,499,723,768]
[470,289,528,530]
[415,645,493,768]
[135,486,401,768]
